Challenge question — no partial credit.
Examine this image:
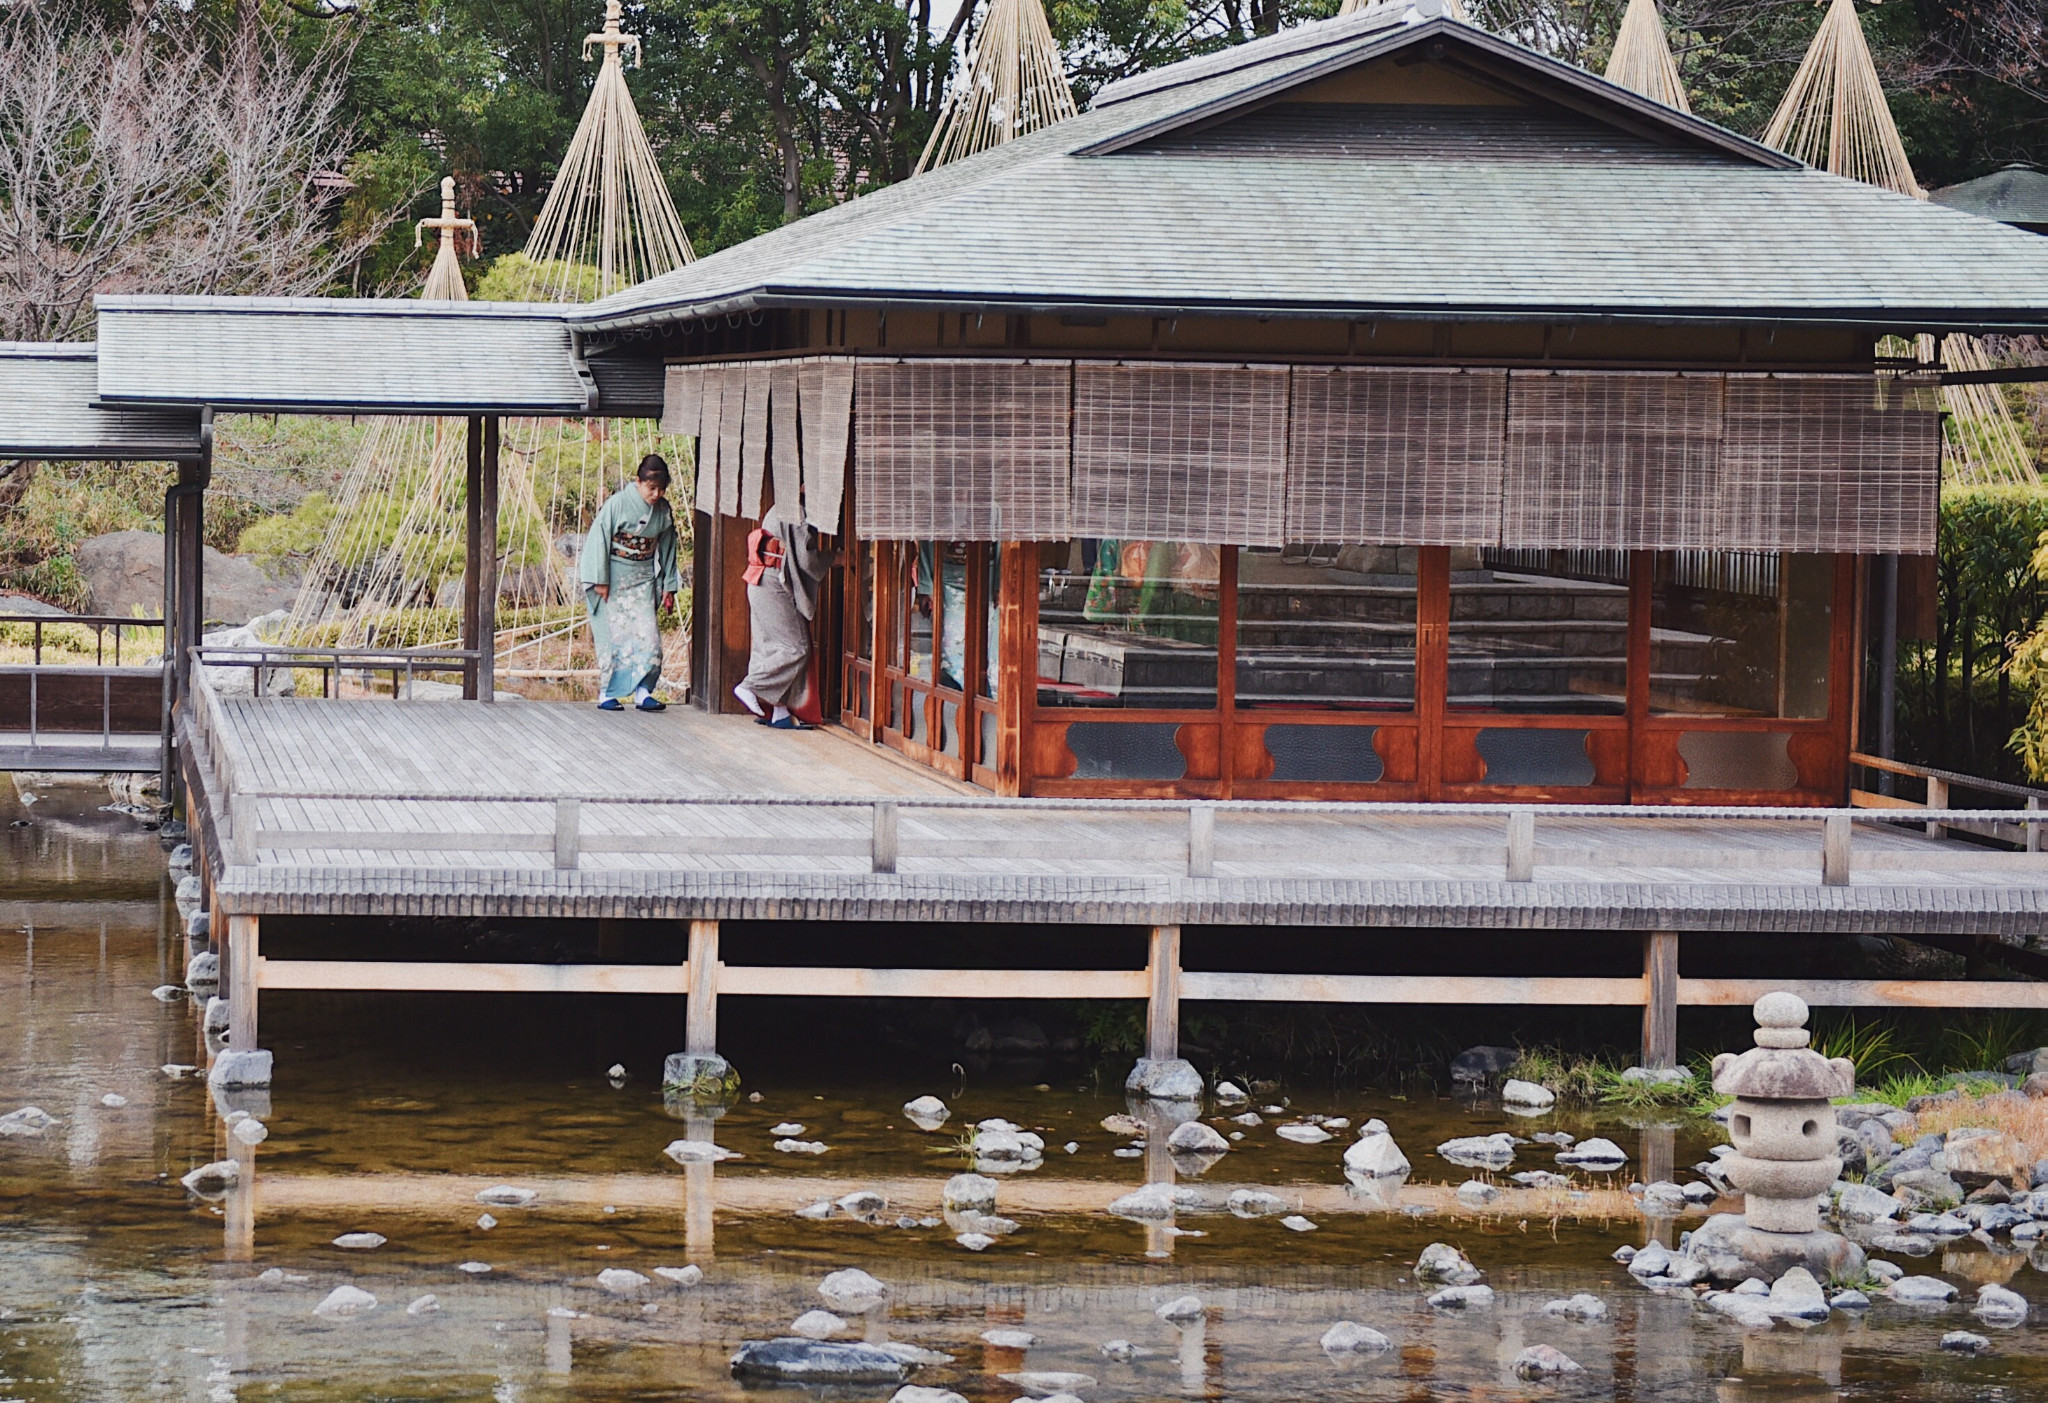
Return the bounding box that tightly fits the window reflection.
[1452,550,1630,714]
[1038,540,1220,709]
[1651,552,1831,719]
[1235,544,1417,710]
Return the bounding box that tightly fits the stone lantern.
[1682,991,1865,1284]
[1713,992,1854,1232]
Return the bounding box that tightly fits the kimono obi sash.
[743,527,785,587]
[610,527,658,562]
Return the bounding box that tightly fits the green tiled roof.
[574,11,2048,335]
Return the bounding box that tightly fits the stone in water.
[1227,1189,1290,1217]
[1343,1133,1411,1179]
[99,1093,128,1109]
[332,1232,386,1250]
[818,1267,889,1313]
[1542,1294,1607,1322]
[902,1095,950,1130]
[476,1185,537,1208]
[1436,1133,1517,1170]
[1426,1285,1494,1309]
[1281,1215,1317,1232]
[1277,1122,1333,1144]
[1415,1242,1483,1285]
[180,1161,237,1195]
[406,1294,440,1315]
[654,1265,703,1286]
[770,1122,807,1136]
[313,1285,377,1319]
[1513,1345,1583,1379]
[1556,1138,1629,1169]
[981,1328,1037,1348]
[944,1173,999,1211]
[1155,1294,1204,1324]
[1168,1121,1229,1154]
[729,1339,913,1384]
[663,1139,740,1164]
[1320,1321,1391,1354]
[792,1309,845,1339]
[997,1371,1096,1395]
[1501,1078,1556,1109]
[775,1139,829,1154]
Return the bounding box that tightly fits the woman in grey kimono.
[580,455,681,712]
[733,500,827,729]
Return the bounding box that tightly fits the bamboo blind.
[1071,361,1289,546]
[739,363,771,519]
[1720,374,1940,553]
[854,359,1072,540]
[1288,366,1507,545]
[798,359,855,533]
[663,358,1938,553]
[1501,371,1725,550]
[769,361,802,516]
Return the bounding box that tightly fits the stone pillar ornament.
[1713,991,1856,1233]
[1681,991,1866,1284]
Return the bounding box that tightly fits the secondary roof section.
[574,7,2048,336]
[0,343,202,460]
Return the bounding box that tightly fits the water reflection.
[4,787,2048,1400]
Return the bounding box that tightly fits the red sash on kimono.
[742,527,785,586]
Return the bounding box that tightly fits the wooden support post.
[1146,925,1181,1062]
[478,417,500,703]
[871,800,898,873]
[1926,775,1947,839]
[462,417,482,700]
[686,920,719,1056]
[228,914,259,1052]
[1822,813,1851,886]
[2028,796,2041,854]
[1505,809,1534,882]
[1641,930,1678,1069]
[554,798,580,870]
[1187,803,1215,878]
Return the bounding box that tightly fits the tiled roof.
[573,13,2048,335]
[0,342,202,459]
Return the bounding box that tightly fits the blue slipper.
[766,715,814,730]
[636,696,666,712]
[597,697,624,711]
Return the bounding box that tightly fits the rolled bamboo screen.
[1721,374,1939,554]
[853,359,1072,540]
[669,359,1939,553]
[1500,371,1724,550]
[1070,362,1289,546]
[1287,366,1506,545]
[664,360,854,529]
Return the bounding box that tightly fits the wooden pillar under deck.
[1146,925,1181,1062]
[1641,930,1678,1069]
[228,914,259,1052]
[686,920,719,1055]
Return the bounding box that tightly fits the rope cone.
[1339,0,1472,23]
[289,1,702,660]
[917,0,1077,174]
[1764,0,2037,486]
[1604,0,1688,112]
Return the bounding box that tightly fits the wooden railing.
[0,613,167,766]
[191,642,482,700]
[1850,751,2047,850]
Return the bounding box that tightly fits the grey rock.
[943,1174,999,1212]
[902,1096,950,1131]
[729,1339,913,1384]
[333,1232,386,1250]
[1885,1275,1959,1305]
[208,1050,271,1089]
[1155,1295,1205,1324]
[1448,1045,1519,1085]
[312,1285,377,1319]
[1167,1121,1229,1155]
[1437,1133,1517,1169]
[997,1371,1096,1395]
[78,531,298,626]
[1501,1078,1556,1109]
[1541,1293,1608,1322]
[1626,1242,1675,1278]
[1125,1058,1204,1100]
[792,1311,846,1340]
[184,952,219,990]
[1425,1285,1494,1309]
[1766,1267,1830,1321]
[180,1160,238,1195]
[1512,1345,1584,1380]
[888,1389,967,1403]
[1456,1180,1502,1207]
[661,1140,739,1164]
[1867,1232,1936,1257]
[0,1106,57,1137]
[1620,1065,1694,1087]
[1906,1212,1971,1236]
[1868,1259,1904,1283]
[1940,1331,1991,1353]
[1829,1290,1870,1310]
[817,1268,888,1313]
[1343,1132,1411,1180]
[1415,1242,1482,1285]
[1319,1321,1392,1354]
[1108,1182,1197,1219]
[1833,1183,1902,1224]
[1556,1137,1629,1169]
[662,1052,740,1102]
[1890,1168,1964,1210]
[1973,1283,2029,1325]
[1226,1189,1290,1218]
[1681,1212,1865,1286]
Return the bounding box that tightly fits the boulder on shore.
[77,530,299,626]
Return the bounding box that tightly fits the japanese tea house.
[578,5,2044,806]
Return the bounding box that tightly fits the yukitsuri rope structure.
[417,177,474,302]
[1603,0,1688,112]
[916,0,1077,175]
[1764,0,2037,486]
[1340,0,1472,22]
[289,1,698,655]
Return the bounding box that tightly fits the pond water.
[2,783,2045,1401]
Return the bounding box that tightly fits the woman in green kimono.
[579,455,681,711]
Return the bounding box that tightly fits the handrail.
[1,612,166,668]
[191,642,481,702]
[1851,751,2048,806]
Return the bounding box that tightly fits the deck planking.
[184,696,2048,935]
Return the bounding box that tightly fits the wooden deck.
[176,680,2048,939]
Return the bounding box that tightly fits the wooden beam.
[1678,978,2048,1009]
[1179,972,1652,1005]
[717,966,1149,999]
[258,959,691,995]
[685,920,719,1055]
[1147,925,1181,1060]
[478,416,500,703]
[462,416,482,701]
[228,914,259,1051]
[1642,930,1678,1067]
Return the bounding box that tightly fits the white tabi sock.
[733,683,764,717]
[772,705,791,723]
[632,686,651,706]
